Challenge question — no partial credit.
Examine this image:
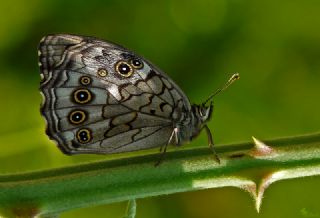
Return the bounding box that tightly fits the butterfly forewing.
[38,34,191,154]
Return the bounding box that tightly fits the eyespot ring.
[115,61,133,77]
[73,89,93,104]
[97,68,108,77]
[76,128,92,144]
[79,76,92,86]
[130,58,144,69]
[68,110,87,125]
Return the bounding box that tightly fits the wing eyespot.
[115,61,133,77]
[130,58,144,69]
[97,68,108,77]
[76,128,92,143]
[79,76,92,86]
[73,89,93,104]
[69,110,87,125]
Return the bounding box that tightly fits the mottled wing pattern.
[38,34,191,154]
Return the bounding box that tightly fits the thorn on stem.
[250,136,274,157]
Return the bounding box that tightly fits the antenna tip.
[202,72,240,104]
[231,73,240,81]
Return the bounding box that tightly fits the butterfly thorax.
[174,102,213,145]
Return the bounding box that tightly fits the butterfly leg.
[204,125,220,163]
[155,127,178,167]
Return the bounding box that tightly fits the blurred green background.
[0,0,320,217]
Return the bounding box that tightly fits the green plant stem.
[0,132,320,217]
[123,199,136,218]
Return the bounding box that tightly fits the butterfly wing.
[39,34,191,154]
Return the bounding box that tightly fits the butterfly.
[38,34,239,165]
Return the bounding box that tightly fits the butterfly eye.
[130,58,144,69]
[76,128,92,143]
[73,89,93,104]
[200,107,207,117]
[79,76,92,86]
[115,61,133,77]
[69,110,87,125]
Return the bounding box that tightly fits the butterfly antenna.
[203,73,240,105]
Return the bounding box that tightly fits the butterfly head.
[197,102,214,124]
[187,102,214,142]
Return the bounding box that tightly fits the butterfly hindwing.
[39,34,191,154]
